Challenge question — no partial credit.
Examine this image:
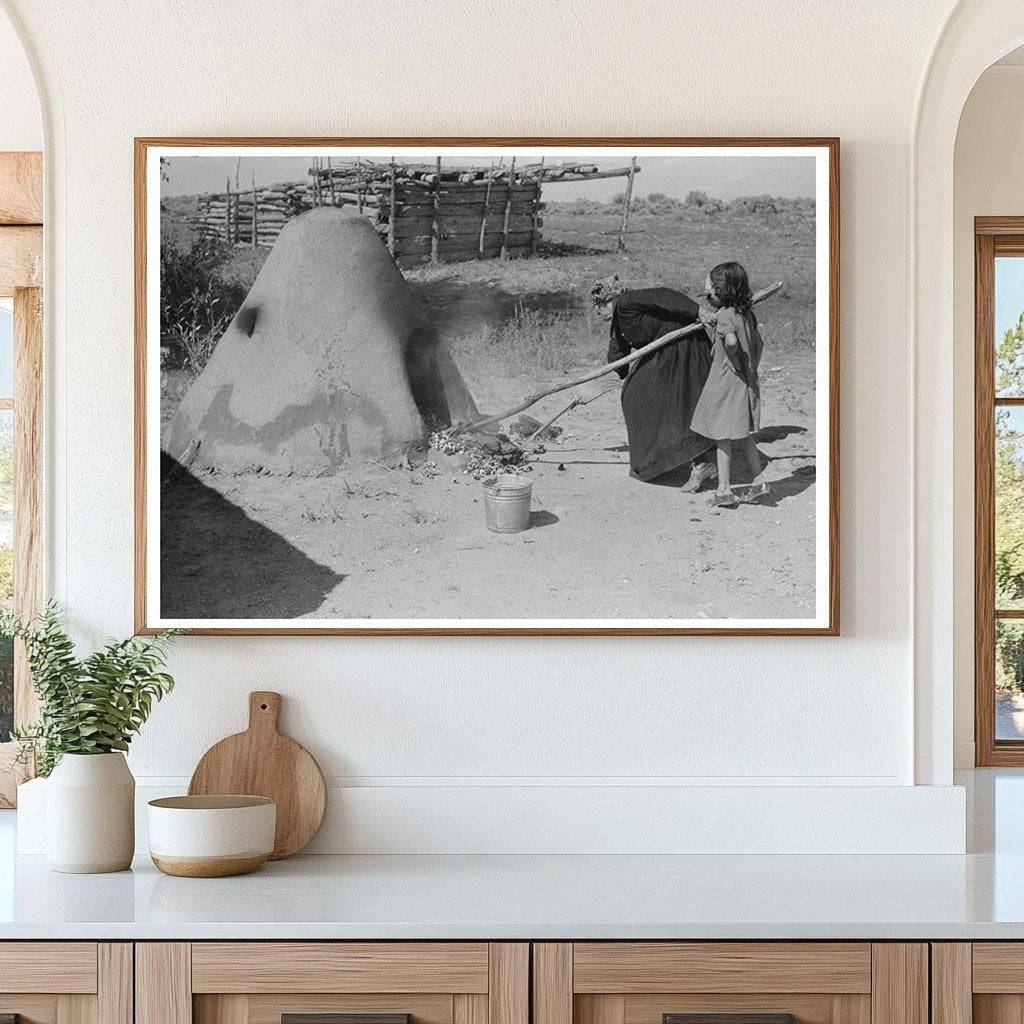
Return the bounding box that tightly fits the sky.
[997,256,1024,341]
[161,153,817,202]
[0,303,13,398]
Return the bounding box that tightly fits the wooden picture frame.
[136,137,840,636]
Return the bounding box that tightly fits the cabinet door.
[0,942,132,1024]
[937,943,1024,1024]
[534,944,927,1024]
[137,942,528,1024]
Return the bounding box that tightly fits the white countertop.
[1,769,1022,941]
[1,849,1023,940]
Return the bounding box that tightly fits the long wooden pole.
[449,282,783,436]
[525,381,619,444]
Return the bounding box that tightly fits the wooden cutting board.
[188,691,326,859]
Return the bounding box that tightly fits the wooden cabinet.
[931,943,1024,1024]
[532,944,928,1024]
[0,942,132,1024]
[0,938,947,1024]
[136,943,528,1024]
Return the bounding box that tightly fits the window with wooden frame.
[0,151,43,806]
[975,218,1024,765]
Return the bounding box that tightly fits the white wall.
[952,64,1024,767]
[0,8,39,151]
[0,0,973,851]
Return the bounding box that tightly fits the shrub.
[684,190,726,214]
[160,238,246,374]
[729,194,782,215]
[645,192,683,215]
[565,197,605,216]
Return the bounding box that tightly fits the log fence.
[189,158,639,266]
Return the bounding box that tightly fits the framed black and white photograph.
[135,137,839,635]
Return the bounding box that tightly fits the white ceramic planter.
[46,752,135,873]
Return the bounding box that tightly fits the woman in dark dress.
[591,276,716,487]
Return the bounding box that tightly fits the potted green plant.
[2,604,178,873]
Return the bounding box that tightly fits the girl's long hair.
[709,261,754,317]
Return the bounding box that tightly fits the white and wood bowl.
[147,795,276,877]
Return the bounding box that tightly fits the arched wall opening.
[952,45,1024,768]
[914,0,1024,784]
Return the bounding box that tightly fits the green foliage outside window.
[995,314,1024,693]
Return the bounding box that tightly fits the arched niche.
[914,0,1024,784]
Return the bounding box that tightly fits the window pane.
[996,256,1024,396]
[0,301,12,400]
[0,410,12,742]
[998,619,1024,740]
[997,407,1024,609]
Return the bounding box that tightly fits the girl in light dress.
[690,261,769,510]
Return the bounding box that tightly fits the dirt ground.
[159,201,819,623]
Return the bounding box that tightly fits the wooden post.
[530,156,544,254]
[251,170,258,250]
[356,157,364,214]
[224,176,232,244]
[479,161,494,255]
[327,156,337,206]
[500,156,516,260]
[233,158,241,243]
[617,156,637,252]
[388,156,397,257]
[430,156,442,264]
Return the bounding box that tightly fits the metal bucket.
[482,474,533,533]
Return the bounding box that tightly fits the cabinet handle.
[664,1016,796,1024]
[283,1016,411,1024]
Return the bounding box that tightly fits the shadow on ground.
[755,423,808,444]
[536,239,612,258]
[529,510,560,529]
[643,445,817,505]
[159,453,344,620]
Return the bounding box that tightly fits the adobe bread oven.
[164,208,478,476]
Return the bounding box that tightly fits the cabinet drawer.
[572,944,872,994]
[191,942,490,993]
[0,942,98,993]
[534,944,925,1024]
[139,942,528,1024]
[973,943,1024,992]
[0,943,130,1024]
